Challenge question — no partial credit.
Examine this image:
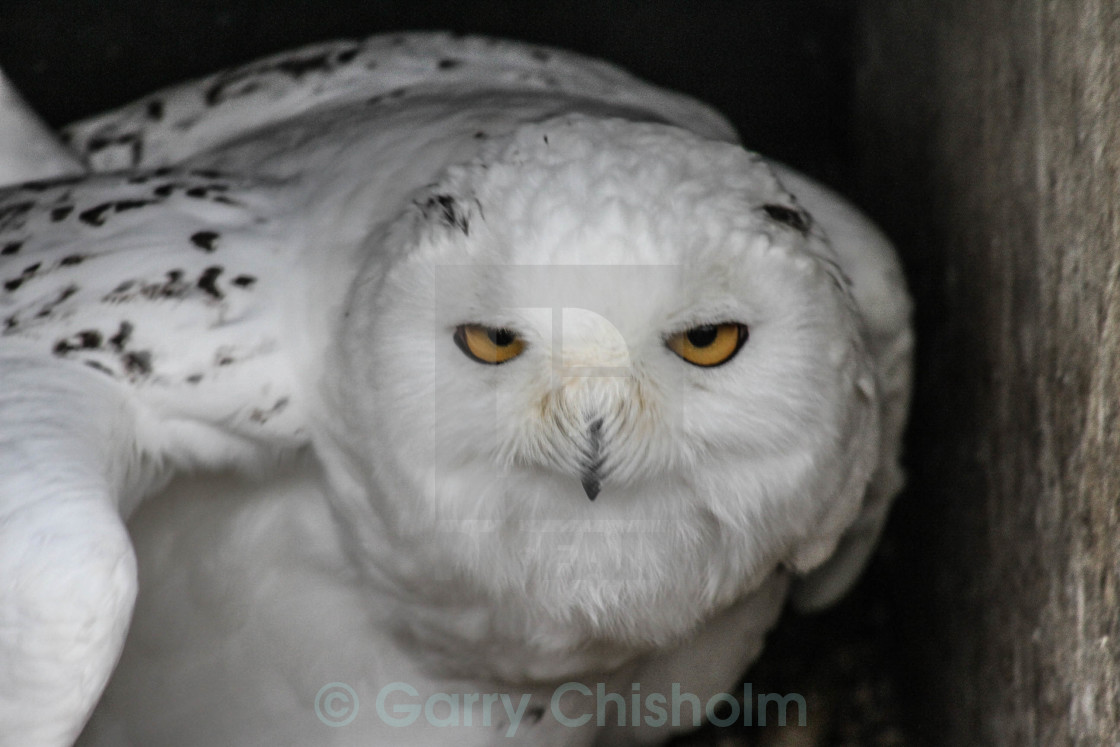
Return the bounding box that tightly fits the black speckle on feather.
[0,200,34,216]
[275,52,334,77]
[249,396,290,424]
[78,330,102,348]
[190,231,220,252]
[1,241,22,256]
[18,175,82,192]
[146,99,164,121]
[197,266,224,299]
[108,321,133,351]
[438,58,463,70]
[121,350,153,376]
[113,199,152,213]
[420,194,470,236]
[50,205,74,222]
[84,360,116,377]
[86,135,112,152]
[35,283,80,321]
[762,203,812,235]
[209,78,261,106]
[232,274,257,288]
[59,254,85,266]
[104,271,190,303]
[205,49,337,107]
[53,329,102,355]
[0,201,34,231]
[79,199,157,227]
[78,203,114,227]
[145,271,186,299]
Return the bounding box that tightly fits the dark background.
[1,3,923,745]
[0,1,857,188]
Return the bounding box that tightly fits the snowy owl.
[0,33,911,747]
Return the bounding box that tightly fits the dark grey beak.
[581,417,605,501]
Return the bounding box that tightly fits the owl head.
[319,116,880,648]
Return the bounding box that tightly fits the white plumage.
[0,32,911,746]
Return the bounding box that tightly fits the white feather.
[0,70,84,187]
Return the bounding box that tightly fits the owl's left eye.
[454,324,526,364]
[665,323,748,367]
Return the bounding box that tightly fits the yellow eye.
[666,323,748,367]
[454,324,526,364]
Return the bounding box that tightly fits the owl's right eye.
[665,322,748,367]
[454,324,526,364]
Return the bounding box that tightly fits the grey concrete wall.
[855,2,1120,744]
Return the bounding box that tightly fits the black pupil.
[487,328,516,346]
[686,325,720,348]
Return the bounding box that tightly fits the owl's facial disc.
[455,298,749,506]
[454,322,602,500]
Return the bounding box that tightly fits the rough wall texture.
[855,2,1120,744]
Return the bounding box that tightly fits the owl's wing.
[771,165,913,611]
[62,32,737,173]
[0,169,307,746]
